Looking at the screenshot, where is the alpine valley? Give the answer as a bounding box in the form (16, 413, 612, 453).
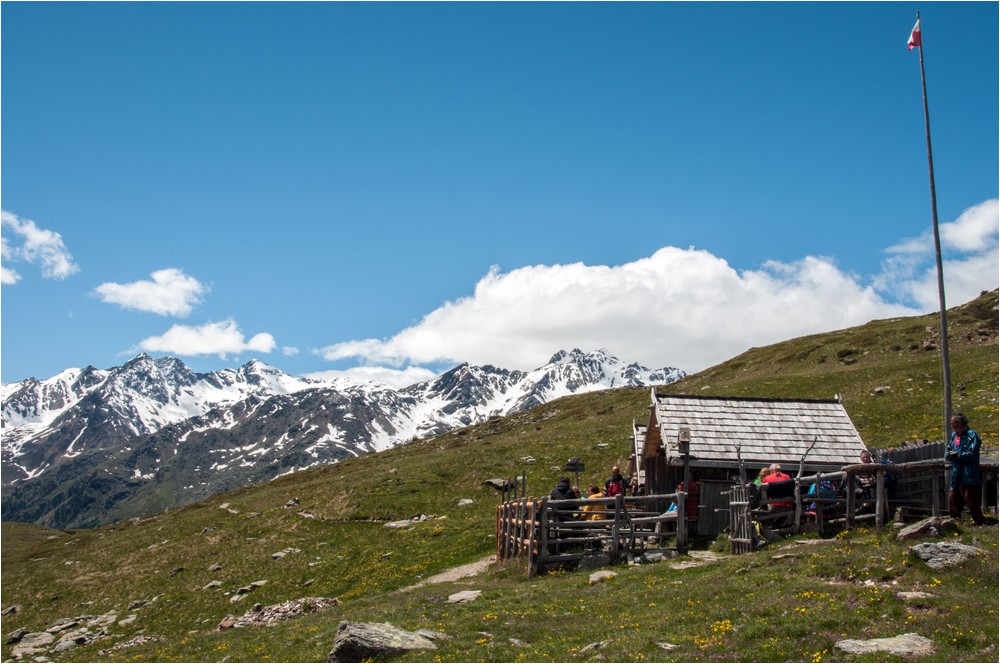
(1, 349, 683, 529)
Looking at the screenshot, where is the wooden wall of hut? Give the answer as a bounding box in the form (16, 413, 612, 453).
(643, 454, 670, 496)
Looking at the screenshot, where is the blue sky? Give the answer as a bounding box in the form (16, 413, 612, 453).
(2, 2, 998, 387)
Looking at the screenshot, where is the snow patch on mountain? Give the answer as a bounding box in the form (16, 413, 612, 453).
(1, 349, 684, 528)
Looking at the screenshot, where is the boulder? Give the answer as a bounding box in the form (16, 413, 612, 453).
(14, 632, 55, 649)
(580, 638, 614, 652)
(458, 498, 474, 507)
(897, 516, 959, 541)
(909, 541, 985, 569)
(10, 644, 49, 660)
(6, 628, 29, 644)
(53, 631, 89, 652)
(327, 621, 437, 662)
(87, 612, 118, 627)
(835, 633, 935, 656)
(589, 570, 617, 585)
(223, 597, 340, 630)
(46, 619, 79, 634)
(447, 590, 481, 604)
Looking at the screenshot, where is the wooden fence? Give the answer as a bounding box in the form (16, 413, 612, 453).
(496, 491, 689, 575)
(726, 458, 1000, 553)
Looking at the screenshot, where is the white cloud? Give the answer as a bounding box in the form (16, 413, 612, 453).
(0, 210, 79, 283)
(304, 365, 437, 390)
(282, 346, 300, 356)
(941, 199, 999, 253)
(880, 199, 999, 310)
(318, 247, 921, 374)
(138, 319, 276, 359)
(93, 268, 207, 316)
(2, 268, 22, 285)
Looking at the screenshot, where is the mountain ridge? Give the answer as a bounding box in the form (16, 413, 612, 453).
(1, 348, 684, 528)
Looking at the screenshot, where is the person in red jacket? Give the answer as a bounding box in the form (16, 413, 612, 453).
(762, 464, 793, 509)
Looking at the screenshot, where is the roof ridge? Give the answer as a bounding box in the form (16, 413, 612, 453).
(653, 393, 840, 405)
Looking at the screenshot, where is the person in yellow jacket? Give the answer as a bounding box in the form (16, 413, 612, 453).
(581, 485, 606, 521)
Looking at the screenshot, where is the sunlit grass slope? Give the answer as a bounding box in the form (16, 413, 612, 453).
(1, 290, 996, 662)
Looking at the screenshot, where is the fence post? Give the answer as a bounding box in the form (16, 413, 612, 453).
(501, 502, 510, 560)
(514, 498, 524, 556)
(527, 499, 537, 576)
(496, 504, 502, 561)
(611, 495, 623, 561)
(537, 497, 549, 573)
(677, 490, 688, 554)
(507, 501, 515, 560)
(932, 473, 941, 517)
(943, 466, 951, 518)
(845, 473, 856, 529)
(876, 469, 886, 529)
(793, 478, 803, 533)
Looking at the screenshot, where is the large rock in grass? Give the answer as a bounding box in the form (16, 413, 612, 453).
(896, 516, 959, 541)
(909, 541, 985, 569)
(835, 633, 935, 656)
(327, 621, 437, 662)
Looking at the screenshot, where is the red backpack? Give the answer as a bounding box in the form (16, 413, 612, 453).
(605, 479, 624, 497)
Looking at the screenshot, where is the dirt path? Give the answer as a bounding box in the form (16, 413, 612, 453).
(398, 555, 495, 592)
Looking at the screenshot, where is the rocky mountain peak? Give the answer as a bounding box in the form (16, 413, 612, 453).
(2, 350, 685, 528)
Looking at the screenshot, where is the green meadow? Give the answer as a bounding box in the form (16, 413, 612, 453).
(2, 290, 997, 662)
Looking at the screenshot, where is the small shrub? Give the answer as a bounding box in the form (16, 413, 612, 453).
(710, 533, 730, 554)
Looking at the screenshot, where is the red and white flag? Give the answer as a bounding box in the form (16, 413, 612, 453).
(907, 19, 921, 50)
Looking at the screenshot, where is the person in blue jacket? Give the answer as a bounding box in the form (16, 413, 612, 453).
(946, 413, 990, 525)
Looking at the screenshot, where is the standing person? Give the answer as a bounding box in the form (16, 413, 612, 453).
(946, 413, 989, 525)
(604, 465, 628, 498)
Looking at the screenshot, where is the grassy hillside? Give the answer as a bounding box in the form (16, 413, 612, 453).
(2, 291, 997, 662)
(669, 290, 998, 454)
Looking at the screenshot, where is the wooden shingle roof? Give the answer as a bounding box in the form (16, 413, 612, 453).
(649, 391, 866, 469)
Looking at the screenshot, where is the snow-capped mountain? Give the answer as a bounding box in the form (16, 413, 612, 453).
(1, 355, 321, 485)
(1, 349, 683, 528)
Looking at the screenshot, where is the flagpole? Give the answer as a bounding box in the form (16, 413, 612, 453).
(914, 11, 953, 445)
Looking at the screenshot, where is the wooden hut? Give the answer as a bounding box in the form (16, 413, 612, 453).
(631, 390, 869, 537)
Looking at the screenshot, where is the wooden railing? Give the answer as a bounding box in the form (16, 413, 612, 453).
(496, 492, 689, 574)
(729, 459, 999, 551)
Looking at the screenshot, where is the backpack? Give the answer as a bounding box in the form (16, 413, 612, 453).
(605, 479, 624, 497)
